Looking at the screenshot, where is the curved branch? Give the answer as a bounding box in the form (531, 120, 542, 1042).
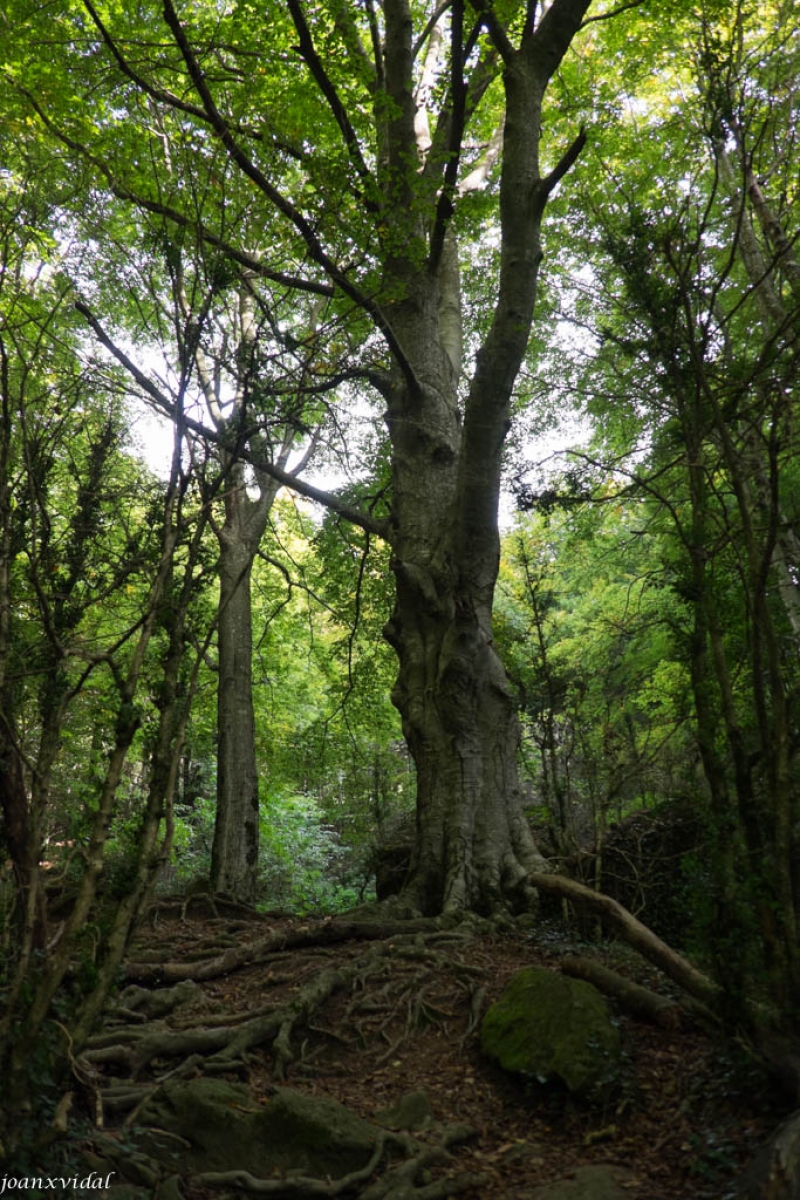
(529, 872, 722, 1007)
(161, 0, 418, 392)
(580, 0, 648, 27)
(286, 0, 377, 203)
(74, 301, 391, 541)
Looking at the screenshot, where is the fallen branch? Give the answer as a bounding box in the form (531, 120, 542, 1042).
(560, 954, 683, 1029)
(529, 872, 721, 1007)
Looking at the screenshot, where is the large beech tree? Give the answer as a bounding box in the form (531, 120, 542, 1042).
(10, 0, 594, 914)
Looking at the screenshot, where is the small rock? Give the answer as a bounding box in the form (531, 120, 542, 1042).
(532, 1164, 633, 1199)
(136, 1078, 381, 1179)
(739, 1108, 800, 1199)
(157, 1177, 184, 1200)
(374, 1090, 433, 1131)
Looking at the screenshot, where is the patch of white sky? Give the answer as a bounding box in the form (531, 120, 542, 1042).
(129, 310, 597, 530)
(128, 277, 599, 531)
(128, 402, 175, 478)
(125, 335, 355, 504)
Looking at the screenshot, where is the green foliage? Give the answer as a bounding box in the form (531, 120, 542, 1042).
(0, 0, 796, 1104)
(497, 498, 695, 846)
(514, 0, 800, 1019)
(260, 789, 369, 914)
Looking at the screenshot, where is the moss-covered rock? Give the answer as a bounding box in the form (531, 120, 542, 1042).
(480, 967, 620, 1101)
(136, 1078, 380, 1179)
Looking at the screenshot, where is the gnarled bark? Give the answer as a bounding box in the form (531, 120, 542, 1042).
(380, 0, 589, 915)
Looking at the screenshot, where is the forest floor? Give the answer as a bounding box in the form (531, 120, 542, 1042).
(65, 902, 789, 1200)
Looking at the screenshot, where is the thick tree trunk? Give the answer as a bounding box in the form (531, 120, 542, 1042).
(377, 0, 589, 916)
(386, 544, 548, 915)
(380, 276, 550, 916)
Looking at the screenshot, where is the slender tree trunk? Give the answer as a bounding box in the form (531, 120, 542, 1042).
(209, 441, 288, 902)
(210, 506, 263, 902)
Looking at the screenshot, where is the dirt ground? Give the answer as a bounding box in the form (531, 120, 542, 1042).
(70, 904, 788, 1199)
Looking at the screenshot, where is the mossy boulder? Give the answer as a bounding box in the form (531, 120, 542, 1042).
(480, 967, 620, 1101)
(136, 1078, 380, 1179)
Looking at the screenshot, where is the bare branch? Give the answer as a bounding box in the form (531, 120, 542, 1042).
(412, 1, 453, 61)
(161, 0, 419, 391)
(580, 0, 648, 28)
(467, 0, 515, 65)
(541, 125, 587, 197)
(74, 302, 391, 541)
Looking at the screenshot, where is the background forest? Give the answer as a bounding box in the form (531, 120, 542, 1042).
(0, 0, 798, 1180)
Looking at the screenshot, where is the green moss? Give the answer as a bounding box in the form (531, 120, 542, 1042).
(480, 967, 620, 1101)
(137, 1080, 379, 1178)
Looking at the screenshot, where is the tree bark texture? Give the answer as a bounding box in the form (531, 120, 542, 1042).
(210, 466, 272, 903)
(85, 0, 592, 916)
(560, 954, 683, 1029)
(529, 872, 722, 1008)
(380, 1, 590, 914)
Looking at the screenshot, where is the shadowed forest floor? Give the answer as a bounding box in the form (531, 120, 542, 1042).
(64, 904, 788, 1199)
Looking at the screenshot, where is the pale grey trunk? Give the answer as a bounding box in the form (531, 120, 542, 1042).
(210, 461, 277, 902)
(211, 534, 260, 900)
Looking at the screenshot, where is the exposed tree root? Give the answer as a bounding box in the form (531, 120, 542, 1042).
(85, 929, 478, 1084)
(559, 954, 685, 1029)
(85, 964, 354, 1078)
(194, 1125, 484, 1199)
(529, 871, 722, 1006)
(123, 916, 443, 984)
(45, 903, 778, 1200)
